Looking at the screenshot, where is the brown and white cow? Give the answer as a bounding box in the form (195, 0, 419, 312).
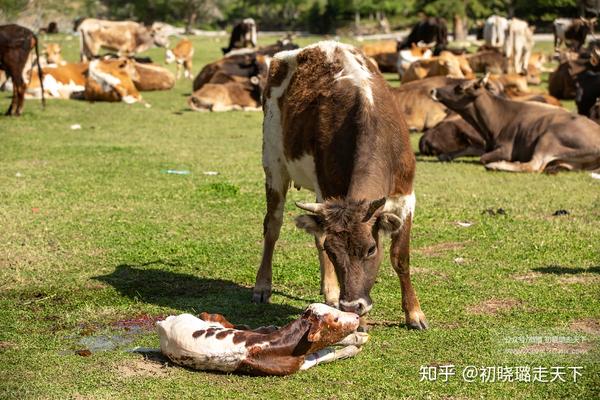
(84, 58, 144, 105)
(255, 41, 427, 330)
(401, 51, 471, 83)
(396, 43, 433, 78)
(43, 43, 65, 66)
(431, 75, 600, 172)
(0, 24, 44, 116)
(188, 77, 262, 112)
(78, 18, 170, 61)
(132, 61, 175, 91)
(27, 62, 88, 99)
(157, 303, 367, 376)
(165, 38, 194, 80)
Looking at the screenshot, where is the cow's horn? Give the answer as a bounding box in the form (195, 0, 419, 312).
(479, 72, 490, 85)
(295, 202, 324, 214)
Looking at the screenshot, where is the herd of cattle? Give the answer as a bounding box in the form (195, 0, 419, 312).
(1, 15, 600, 174)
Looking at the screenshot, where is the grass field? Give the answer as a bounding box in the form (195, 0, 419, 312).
(0, 34, 599, 399)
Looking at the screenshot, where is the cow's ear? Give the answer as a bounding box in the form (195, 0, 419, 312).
(377, 213, 403, 234)
(295, 215, 324, 235)
(307, 316, 324, 342)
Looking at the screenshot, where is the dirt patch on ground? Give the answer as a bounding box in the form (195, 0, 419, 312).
(467, 298, 521, 315)
(508, 341, 593, 354)
(416, 241, 467, 257)
(558, 275, 600, 284)
(116, 358, 171, 378)
(570, 319, 600, 336)
(0, 341, 16, 350)
(512, 272, 543, 283)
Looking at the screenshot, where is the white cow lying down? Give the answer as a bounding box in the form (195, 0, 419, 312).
(157, 303, 369, 376)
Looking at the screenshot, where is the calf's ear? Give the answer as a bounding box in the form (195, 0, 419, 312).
(295, 215, 324, 235)
(377, 213, 403, 234)
(307, 317, 324, 342)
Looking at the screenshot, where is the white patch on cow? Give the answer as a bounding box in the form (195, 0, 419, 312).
(383, 191, 416, 224)
(334, 47, 373, 105)
(122, 95, 137, 104)
(165, 49, 175, 64)
(88, 59, 122, 92)
(157, 314, 266, 372)
(286, 154, 322, 200)
(339, 298, 372, 315)
(43, 74, 61, 98)
(397, 48, 432, 77)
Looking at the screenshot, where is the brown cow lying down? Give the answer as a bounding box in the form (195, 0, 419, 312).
(157, 303, 368, 376)
(27, 62, 88, 99)
(188, 76, 261, 111)
(468, 49, 542, 85)
(432, 75, 600, 172)
(397, 43, 433, 78)
(84, 58, 146, 105)
(360, 40, 398, 73)
(402, 51, 473, 83)
(132, 61, 175, 91)
(419, 113, 485, 160)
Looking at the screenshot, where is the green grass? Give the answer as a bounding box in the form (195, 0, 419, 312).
(0, 34, 598, 399)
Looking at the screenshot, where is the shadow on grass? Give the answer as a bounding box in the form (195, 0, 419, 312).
(94, 261, 303, 326)
(414, 155, 482, 165)
(533, 265, 600, 275)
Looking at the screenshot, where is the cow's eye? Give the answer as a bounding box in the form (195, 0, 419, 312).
(367, 245, 377, 258)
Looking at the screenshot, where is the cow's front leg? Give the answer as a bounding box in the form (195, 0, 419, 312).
(253, 167, 289, 304)
(315, 234, 339, 307)
(390, 217, 428, 330)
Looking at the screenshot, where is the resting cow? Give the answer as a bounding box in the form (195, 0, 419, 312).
(0, 24, 44, 115)
(132, 61, 175, 91)
(84, 58, 144, 104)
(419, 113, 485, 160)
(360, 41, 398, 73)
(27, 62, 87, 99)
(431, 75, 600, 173)
(78, 18, 169, 61)
(255, 41, 428, 330)
(396, 43, 433, 78)
(157, 303, 367, 376)
(401, 51, 471, 83)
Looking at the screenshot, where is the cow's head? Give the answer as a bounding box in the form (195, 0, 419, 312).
(149, 25, 170, 48)
(431, 74, 490, 110)
(300, 303, 360, 348)
(294, 198, 404, 315)
(44, 43, 62, 65)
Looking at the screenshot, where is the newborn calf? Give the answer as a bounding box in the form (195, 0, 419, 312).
(157, 303, 367, 376)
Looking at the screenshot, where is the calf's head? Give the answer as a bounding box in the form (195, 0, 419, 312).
(295, 198, 404, 315)
(431, 74, 490, 110)
(301, 303, 360, 349)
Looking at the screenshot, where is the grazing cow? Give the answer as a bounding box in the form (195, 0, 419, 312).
(419, 113, 485, 160)
(431, 75, 600, 172)
(398, 17, 448, 55)
(553, 18, 596, 50)
(505, 18, 534, 75)
(27, 62, 87, 99)
(78, 18, 170, 61)
(165, 38, 194, 80)
(84, 58, 143, 104)
(483, 15, 509, 49)
(401, 51, 468, 83)
(43, 43, 65, 66)
(157, 303, 367, 375)
(396, 43, 433, 78)
(0, 24, 44, 116)
(391, 76, 463, 131)
(222, 18, 257, 55)
(133, 61, 175, 91)
(360, 41, 398, 73)
(255, 41, 428, 330)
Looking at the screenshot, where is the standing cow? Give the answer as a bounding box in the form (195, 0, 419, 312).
(398, 16, 448, 55)
(505, 18, 534, 75)
(0, 24, 44, 116)
(222, 18, 257, 55)
(254, 41, 428, 330)
(553, 18, 596, 50)
(483, 15, 509, 49)
(78, 18, 170, 61)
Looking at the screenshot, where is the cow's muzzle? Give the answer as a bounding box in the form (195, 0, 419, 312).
(339, 298, 372, 316)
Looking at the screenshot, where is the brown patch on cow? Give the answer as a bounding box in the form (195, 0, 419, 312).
(216, 330, 234, 339)
(558, 275, 600, 284)
(198, 312, 236, 328)
(204, 328, 218, 337)
(508, 341, 593, 354)
(416, 241, 467, 256)
(467, 298, 521, 315)
(264, 58, 288, 99)
(116, 358, 170, 378)
(192, 330, 205, 338)
(570, 319, 600, 335)
(512, 272, 543, 283)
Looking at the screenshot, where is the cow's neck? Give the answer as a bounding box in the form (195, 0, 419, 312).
(465, 92, 519, 144)
(245, 318, 312, 356)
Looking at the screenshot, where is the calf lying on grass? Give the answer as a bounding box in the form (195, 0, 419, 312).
(157, 303, 367, 376)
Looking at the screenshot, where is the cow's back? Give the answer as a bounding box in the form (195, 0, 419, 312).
(263, 41, 413, 199)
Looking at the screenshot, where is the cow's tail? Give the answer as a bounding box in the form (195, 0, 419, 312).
(33, 33, 45, 108)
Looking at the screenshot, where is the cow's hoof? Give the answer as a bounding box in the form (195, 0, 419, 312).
(252, 289, 271, 304)
(406, 311, 429, 330)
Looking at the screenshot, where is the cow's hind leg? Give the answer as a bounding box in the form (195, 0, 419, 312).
(390, 205, 428, 330)
(253, 167, 290, 303)
(315, 235, 340, 307)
